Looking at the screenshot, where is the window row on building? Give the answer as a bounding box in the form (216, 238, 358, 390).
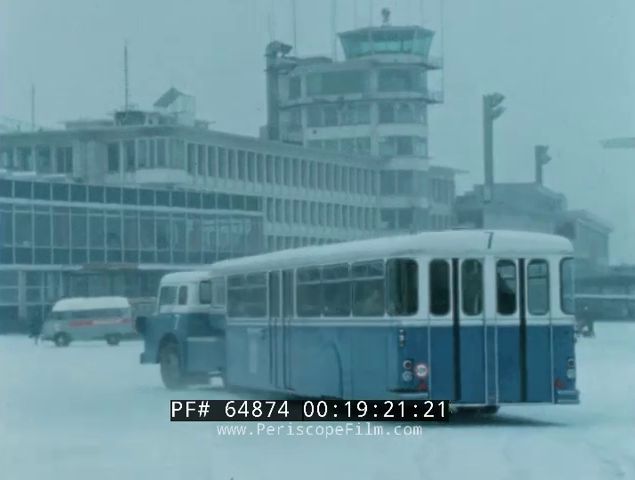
(265, 235, 343, 252)
(290, 67, 428, 98)
(378, 135, 427, 157)
(0, 145, 73, 173)
(0, 202, 263, 265)
(306, 137, 371, 155)
(106, 138, 379, 196)
(265, 198, 378, 231)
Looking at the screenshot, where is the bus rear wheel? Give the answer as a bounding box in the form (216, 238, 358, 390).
(53, 333, 71, 347)
(105, 334, 121, 346)
(457, 406, 499, 416)
(159, 342, 187, 390)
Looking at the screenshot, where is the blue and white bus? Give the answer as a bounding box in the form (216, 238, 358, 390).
(137, 230, 579, 410)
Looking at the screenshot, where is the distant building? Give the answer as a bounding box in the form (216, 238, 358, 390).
(264, 12, 455, 232)
(0, 90, 385, 331)
(455, 182, 612, 282)
(0, 16, 459, 332)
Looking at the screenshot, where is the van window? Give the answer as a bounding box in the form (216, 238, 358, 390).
(178, 285, 188, 305)
(352, 260, 384, 317)
(199, 280, 212, 305)
(429, 260, 450, 316)
(528, 260, 549, 315)
(497, 260, 517, 315)
(212, 278, 226, 306)
(159, 286, 177, 306)
(386, 259, 418, 316)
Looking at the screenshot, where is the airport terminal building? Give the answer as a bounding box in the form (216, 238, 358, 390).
(0, 18, 458, 332)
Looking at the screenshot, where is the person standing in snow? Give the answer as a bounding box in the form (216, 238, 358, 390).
(28, 316, 43, 345)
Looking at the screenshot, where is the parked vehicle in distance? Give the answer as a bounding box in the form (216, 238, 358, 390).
(41, 296, 135, 347)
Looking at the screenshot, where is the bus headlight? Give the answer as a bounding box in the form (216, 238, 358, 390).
(402, 370, 414, 382)
(566, 368, 576, 380)
(414, 363, 429, 379)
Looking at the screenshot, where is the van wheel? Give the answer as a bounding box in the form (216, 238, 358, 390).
(159, 342, 186, 390)
(106, 334, 121, 346)
(53, 333, 71, 347)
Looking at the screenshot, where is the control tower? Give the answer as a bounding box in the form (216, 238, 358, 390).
(265, 8, 455, 232)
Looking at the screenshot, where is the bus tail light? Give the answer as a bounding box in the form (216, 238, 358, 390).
(415, 363, 429, 379)
(398, 329, 406, 347)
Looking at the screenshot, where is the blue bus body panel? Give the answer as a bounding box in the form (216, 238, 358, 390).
(485, 326, 498, 404)
(552, 324, 579, 403)
(459, 326, 486, 404)
(429, 327, 455, 401)
(525, 325, 553, 402)
(497, 326, 522, 402)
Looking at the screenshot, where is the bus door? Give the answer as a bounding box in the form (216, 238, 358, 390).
(494, 259, 522, 402)
(454, 258, 487, 404)
(523, 259, 553, 402)
(428, 258, 487, 404)
(281, 269, 294, 390)
(268, 270, 293, 391)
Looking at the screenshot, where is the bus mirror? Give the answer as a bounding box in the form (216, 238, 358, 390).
(135, 316, 148, 335)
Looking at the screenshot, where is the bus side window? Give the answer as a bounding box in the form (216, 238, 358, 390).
(322, 264, 351, 317)
(527, 259, 549, 315)
(159, 286, 177, 306)
(199, 280, 212, 305)
(560, 258, 575, 315)
(496, 260, 517, 315)
(178, 285, 188, 305)
(429, 259, 450, 316)
(297, 267, 322, 317)
(352, 260, 384, 317)
(386, 258, 418, 316)
(212, 278, 226, 306)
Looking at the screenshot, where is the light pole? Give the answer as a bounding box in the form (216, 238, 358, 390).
(483, 93, 505, 203)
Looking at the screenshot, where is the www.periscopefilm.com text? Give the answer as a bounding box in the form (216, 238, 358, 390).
(214, 422, 424, 438)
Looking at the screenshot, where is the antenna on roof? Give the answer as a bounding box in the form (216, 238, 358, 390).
(124, 40, 129, 111)
(331, 0, 338, 60)
(30, 84, 35, 132)
(353, 0, 358, 28)
(291, 0, 298, 55)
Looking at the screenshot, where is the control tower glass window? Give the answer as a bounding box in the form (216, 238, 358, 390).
(339, 28, 433, 59)
(306, 71, 368, 96)
(378, 68, 425, 92)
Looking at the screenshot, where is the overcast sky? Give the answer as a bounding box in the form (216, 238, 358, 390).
(1, 0, 634, 262)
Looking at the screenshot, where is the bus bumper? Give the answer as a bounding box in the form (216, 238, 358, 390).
(555, 389, 580, 404)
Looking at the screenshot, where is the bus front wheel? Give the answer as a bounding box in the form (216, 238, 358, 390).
(53, 333, 71, 347)
(105, 334, 121, 346)
(159, 342, 187, 390)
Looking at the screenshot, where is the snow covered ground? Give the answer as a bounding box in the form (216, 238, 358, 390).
(1, 324, 634, 480)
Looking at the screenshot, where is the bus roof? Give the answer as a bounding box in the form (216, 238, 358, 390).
(210, 230, 573, 275)
(160, 270, 212, 285)
(52, 296, 130, 312)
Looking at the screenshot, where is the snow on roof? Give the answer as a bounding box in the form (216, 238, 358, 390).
(160, 270, 213, 284)
(210, 230, 573, 276)
(53, 296, 130, 312)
